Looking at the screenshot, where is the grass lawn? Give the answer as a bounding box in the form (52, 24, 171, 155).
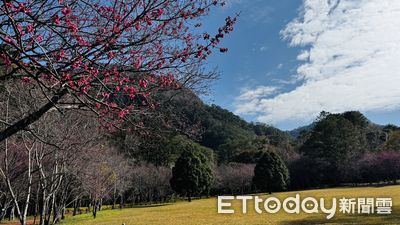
(56, 185, 399, 225)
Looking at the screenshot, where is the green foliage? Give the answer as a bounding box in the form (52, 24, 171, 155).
(342, 111, 369, 129)
(170, 146, 213, 201)
(385, 130, 400, 151)
(300, 112, 366, 185)
(200, 105, 255, 151)
(249, 123, 293, 146)
(233, 151, 265, 164)
(215, 136, 255, 163)
(383, 124, 400, 132)
(201, 123, 245, 150)
(200, 109, 295, 163)
(162, 135, 199, 166)
(112, 89, 296, 165)
(252, 151, 289, 193)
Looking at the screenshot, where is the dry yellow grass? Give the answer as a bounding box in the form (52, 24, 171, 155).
(61, 185, 400, 225)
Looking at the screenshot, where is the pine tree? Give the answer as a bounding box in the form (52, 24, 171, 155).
(170, 147, 213, 202)
(252, 151, 289, 194)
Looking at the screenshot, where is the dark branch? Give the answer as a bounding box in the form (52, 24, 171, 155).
(0, 88, 68, 142)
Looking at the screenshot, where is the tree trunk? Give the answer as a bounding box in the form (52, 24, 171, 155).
(73, 199, 77, 216)
(98, 199, 102, 211)
(52, 203, 59, 225)
(33, 183, 40, 225)
(9, 205, 14, 221)
(61, 205, 65, 220)
(20, 215, 26, 225)
(39, 192, 47, 225)
(119, 194, 124, 209)
(20, 149, 33, 225)
(188, 194, 191, 202)
(112, 185, 117, 209)
(87, 198, 91, 213)
(0, 201, 7, 222)
(78, 198, 81, 214)
(45, 193, 55, 225)
(92, 200, 97, 219)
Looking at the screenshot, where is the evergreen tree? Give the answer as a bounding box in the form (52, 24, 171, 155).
(385, 130, 400, 151)
(300, 112, 366, 185)
(170, 147, 213, 202)
(252, 151, 289, 194)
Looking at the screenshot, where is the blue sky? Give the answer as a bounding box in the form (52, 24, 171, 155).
(200, 0, 400, 130)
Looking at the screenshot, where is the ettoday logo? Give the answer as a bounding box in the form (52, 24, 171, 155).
(217, 195, 392, 219)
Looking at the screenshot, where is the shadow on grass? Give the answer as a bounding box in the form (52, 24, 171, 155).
(127, 203, 174, 208)
(279, 208, 400, 225)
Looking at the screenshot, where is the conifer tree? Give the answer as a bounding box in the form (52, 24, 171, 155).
(253, 151, 289, 194)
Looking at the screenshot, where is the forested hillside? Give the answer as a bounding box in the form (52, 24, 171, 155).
(112, 90, 400, 192)
(111, 89, 296, 166)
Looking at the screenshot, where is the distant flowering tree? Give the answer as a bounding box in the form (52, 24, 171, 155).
(214, 163, 255, 195)
(359, 151, 400, 184)
(0, 0, 236, 141)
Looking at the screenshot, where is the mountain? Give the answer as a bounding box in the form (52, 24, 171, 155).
(112, 89, 400, 166)
(289, 123, 315, 139)
(112, 89, 297, 165)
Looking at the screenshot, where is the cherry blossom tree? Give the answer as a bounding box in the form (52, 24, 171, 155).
(0, 80, 107, 225)
(0, 0, 236, 141)
(214, 163, 254, 195)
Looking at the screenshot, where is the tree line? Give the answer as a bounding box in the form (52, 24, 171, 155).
(2, 79, 400, 225)
(290, 111, 400, 189)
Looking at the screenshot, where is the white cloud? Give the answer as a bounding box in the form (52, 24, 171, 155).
(235, 86, 279, 115)
(224, 0, 275, 24)
(259, 46, 268, 52)
(234, 0, 400, 125)
(237, 86, 278, 101)
(296, 50, 309, 61)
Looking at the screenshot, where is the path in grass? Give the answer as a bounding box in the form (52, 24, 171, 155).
(56, 185, 399, 225)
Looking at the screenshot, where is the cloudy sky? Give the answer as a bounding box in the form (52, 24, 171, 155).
(202, 0, 400, 130)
